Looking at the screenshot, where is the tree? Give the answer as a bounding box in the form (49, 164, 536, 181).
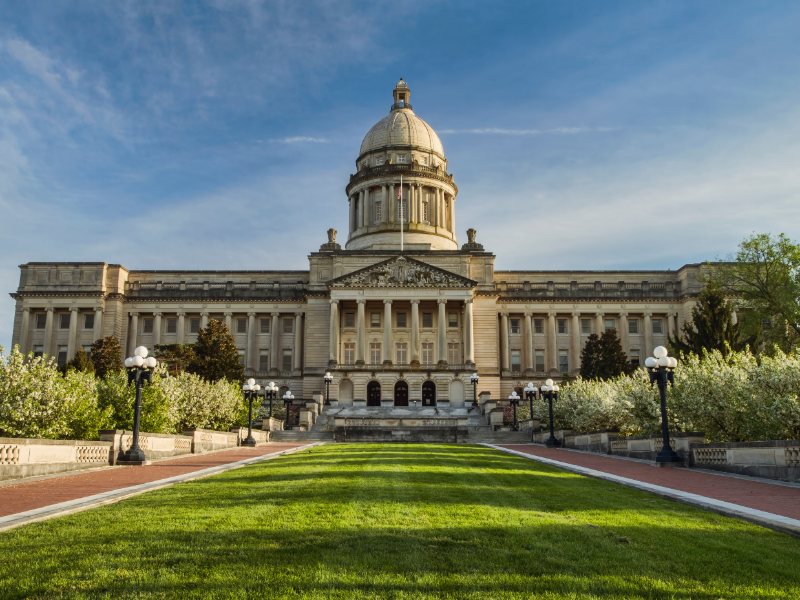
(668, 285, 750, 358)
(579, 329, 636, 381)
(708, 233, 800, 352)
(90, 336, 124, 378)
(187, 319, 244, 383)
(64, 349, 95, 375)
(154, 343, 196, 376)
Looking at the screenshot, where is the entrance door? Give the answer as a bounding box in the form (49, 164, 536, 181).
(394, 381, 409, 406)
(367, 381, 382, 406)
(422, 381, 436, 406)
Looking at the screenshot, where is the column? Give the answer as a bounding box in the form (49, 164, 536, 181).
(643, 312, 653, 357)
(389, 183, 395, 224)
(408, 184, 415, 223)
(356, 300, 366, 365)
(349, 196, 355, 234)
(449, 197, 456, 232)
(619, 312, 629, 354)
(293, 313, 303, 371)
(329, 300, 340, 365)
(432, 188, 439, 227)
(128, 312, 138, 356)
(44, 307, 54, 357)
(416, 184, 423, 224)
(356, 191, 362, 229)
(383, 300, 393, 364)
(524, 313, 533, 373)
(596, 312, 604, 338)
(437, 299, 447, 364)
(153, 312, 162, 346)
(247, 312, 256, 371)
(93, 307, 103, 341)
(177, 312, 185, 344)
(410, 300, 420, 364)
(465, 299, 475, 365)
(200, 312, 209, 329)
(381, 185, 388, 224)
(66, 307, 79, 361)
(19, 307, 30, 355)
(224, 312, 232, 332)
(270, 312, 280, 373)
(362, 188, 369, 227)
(500, 313, 510, 371)
(547, 312, 557, 372)
(571, 312, 581, 373)
(668, 312, 677, 337)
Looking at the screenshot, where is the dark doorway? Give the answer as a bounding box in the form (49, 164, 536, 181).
(394, 380, 409, 406)
(367, 381, 382, 406)
(422, 381, 436, 406)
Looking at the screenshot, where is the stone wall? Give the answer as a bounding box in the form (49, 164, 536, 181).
(691, 440, 800, 482)
(0, 437, 111, 481)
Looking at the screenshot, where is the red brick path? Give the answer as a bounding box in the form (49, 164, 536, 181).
(0, 443, 307, 518)
(499, 444, 800, 521)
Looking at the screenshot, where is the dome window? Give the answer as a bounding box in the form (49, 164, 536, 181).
(396, 155, 406, 164)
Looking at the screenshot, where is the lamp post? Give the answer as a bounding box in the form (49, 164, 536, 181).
(470, 372, 479, 407)
(524, 382, 538, 423)
(122, 346, 158, 463)
(242, 378, 261, 447)
(540, 378, 560, 448)
(645, 346, 681, 464)
(264, 381, 278, 418)
(283, 390, 295, 429)
(507, 391, 520, 431)
(324, 372, 333, 406)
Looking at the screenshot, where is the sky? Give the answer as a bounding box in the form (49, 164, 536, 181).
(1, 0, 800, 347)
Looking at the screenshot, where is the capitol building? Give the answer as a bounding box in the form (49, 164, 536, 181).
(8, 80, 704, 408)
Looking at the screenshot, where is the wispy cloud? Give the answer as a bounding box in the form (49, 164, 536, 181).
(270, 136, 329, 143)
(439, 127, 616, 135)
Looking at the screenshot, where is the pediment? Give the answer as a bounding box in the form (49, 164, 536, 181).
(328, 256, 477, 289)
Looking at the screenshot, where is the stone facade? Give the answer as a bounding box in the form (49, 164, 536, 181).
(8, 80, 707, 407)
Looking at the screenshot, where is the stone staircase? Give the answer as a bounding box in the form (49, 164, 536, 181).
(271, 429, 335, 443)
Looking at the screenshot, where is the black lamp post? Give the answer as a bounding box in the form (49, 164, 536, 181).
(507, 391, 520, 431)
(645, 346, 681, 464)
(283, 390, 295, 429)
(470, 372, 479, 407)
(524, 382, 538, 423)
(122, 346, 157, 464)
(264, 381, 278, 418)
(324, 372, 333, 406)
(242, 378, 261, 447)
(540, 378, 560, 448)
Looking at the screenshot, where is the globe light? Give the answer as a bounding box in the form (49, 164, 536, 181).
(132, 355, 144, 367)
(540, 385, 550, 392)
(134, 346, 148, 358)
(253, 384, 261, 392)
(243, 384, 251, 391)
(524, 382, 535, 392)
(552, 385, 560, 392)
(668, 357, 678, 368)
(658, 356, 670, 367)
(645, 357, 658, 368)
(653, 346, 668, 359)
(124, 357, 134, 368)
(247, 378, 256, 386)
(268, 381, 276, 390)
(144, 356, 157, 368)
(545, 378, 554, 387)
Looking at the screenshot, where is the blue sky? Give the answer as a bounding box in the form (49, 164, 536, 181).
(2, 1, 800, 347)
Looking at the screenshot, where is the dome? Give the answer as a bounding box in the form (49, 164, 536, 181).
(359, 110, 444, 157)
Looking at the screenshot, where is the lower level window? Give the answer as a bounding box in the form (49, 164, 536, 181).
(558, 350, 569, 373)
(282, 350, 293, 371)
(447, 343, 460, 364)
(630, 349, 640, 367)
(238, 350, 245, 365)
(396, 343, 408, 364)
(511, 350, 521, 372)
(370, 343, 382, 364)
(166, 318, 177, 334)
(422, 343, 434, 365)
(535, 350, 545, 373)
(344, 343, 355, 364)
(57, 346, 68, 367)
(33, 345, 44, 358)
(259, 351, 269, 372)
(82, 345, 93, 359)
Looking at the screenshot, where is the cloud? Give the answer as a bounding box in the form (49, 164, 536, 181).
(439, 127, 616, 135)
(271, 136, 329, 143)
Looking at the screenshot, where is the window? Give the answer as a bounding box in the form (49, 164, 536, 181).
(236, 318, 247, 334)
(535, 350, 545, 373)
(652, 319, 663, 334)
(282, 350, 293, 371)
(420, 156, 428, 165)
(581, 319, 592, 334)
(35, 314, 47, 329)
(422, 312, 433, 328)
(629, 319, 639, 334)
(190, 318, 200, 333)
(558, 319, 567, 334)
(166, 318, 177, 334)
(422, 343, 434, 365)
(534, 319, 544, 334)
(60, 314, 70, 329)
(84, 313, 94, 330)
(510, 319, 520, 334)
(398, 199, 407, 221)
(375, 201, 382, 223)
(238, 350, 245, 365)
(33, 345, 44, 358)
(283, 318, 293, 334)
(630, 349, 640, 367)
(143, 319, 153, 334)
(604, 319, 615, 332)
(422, 202, 429, 222)
(370, 343, 382, 364)
(371, 312, 380, 327)
(448, 312, 458, 328)
(448, 343, 460, 364)
(57, 346, 68, 367)
(344, 343, 355, 365)
(396, 343, 408, 364)
(396, 154, 406, 163)
(511, 350, 521, 372)
(397, 312, 407, 328)
(259, 351, 269, 372)
(260, 318, 270, 333)
(345, 313, 355, 328)
(559, 350, 569, 373)
(82, 345, 93, 359)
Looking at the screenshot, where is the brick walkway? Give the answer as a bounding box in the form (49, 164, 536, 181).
(498, 444, 800, 521)
(0, 443, 308, 519)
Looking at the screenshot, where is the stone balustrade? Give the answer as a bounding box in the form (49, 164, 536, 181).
(184, 428, 240, 453)
(690, 440, 800, 482)
(228, 427, 270, 447)
(532, 428, 573, 444)
(100, 430, 194, 465)
(563, 429, 620, 454)
(0, 437, 112, 481)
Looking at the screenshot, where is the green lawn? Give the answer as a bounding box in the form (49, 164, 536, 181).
(1, 444, 799, 599)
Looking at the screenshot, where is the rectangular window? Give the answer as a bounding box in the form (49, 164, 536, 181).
(282, 350, 293, 371)
(448, 312, 458, 328)
(535, 350, 545, 372)
(375, 201, 382, 223)
(190, 318, 200, 333)
(559, 350, 569, 373)
(35, 314, 47, 329)
(422, 202, 429, 222)
(422, 343, 434, 365)
(237, 318, 247, 334)
(371, 312, 380, 327)
(604, 319, 615, 332)
(398, 199, 407, 221)
(581, 319, 592, 334)
(82, 345, 93, 359)
(511, 350, 521, 372)
(57, 346, 68, 367)
(60, 314, 70, 330)
(448, 343, 460, 364)
(396, 343, 408, 364)
(558, 319, 567, 334)
(166, 318, 177, 334)
(84, 313, 94, 330)
(422, 312, 433, 328)
(283, 318, 293, 334)
(630, 349, 640, 367)
(629, 319, 639, 334)
(260, 318, 270, 333)
(33, 345, 44, 358)
(510, 319, 520, 334)
(534, 319, 544, 334)
(370, 343, 382, 364)
(238, 350, 245, 365)
(143, 318, 153, 334)
(259, 351, 269, 372)
(397, 154, 406, 163)
(344, 343, 355, 365)
(345, 313, 355, 328)
(397, 312, 407, 328)
(652, 319, 663, 334)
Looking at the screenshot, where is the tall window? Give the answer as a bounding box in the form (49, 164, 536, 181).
(448, 312, 458, 328)
(143, 318, 153, 334)
(35, 314, 46, 329)
(190, 318, 200, 333)
(237, 318, 247, 334)
(557, 319, 568, 334)
(652, 319, 663, 334)
(448, 343, 460, 364)
(396, 343, 408, 364)
(57, 346, 68, 367)
(604, 319, 615, 332)
(558, 350, 569, 373)
(282, 350, 293, 371)
(535, 350, 545, 373)
(397, 313, 407, 328)
(371, 312, 380, 327)
(370, 343, 381, 364)
(166, 318, 177, 334)
(581, 319, 592, 334)
(375, 201, 382, 223)
(422, 343, 434, 365)
(630, 349, 640, 367)
(33, 345, 44, 358)
(60, 314, 70, 329)
(283, 318, 293, 334)
(260, 318, 271, 333)
(629, 319, 639, 334)
(422, 312, 433, 328)
(510, 319, 520, 334)
(422, 202, 429, 222)
(398, 199, 407, 221)
(534, 319, 544, 334)
(238, 350, 245, 365)
(84, 313, 94, 330)
(345, 313, 355, 328)
(511, 350, 521, 372)
(344, 343, 355, 365)
(259, 351, 269, 372)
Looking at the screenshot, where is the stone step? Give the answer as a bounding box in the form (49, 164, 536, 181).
(271, 430, 335, 442)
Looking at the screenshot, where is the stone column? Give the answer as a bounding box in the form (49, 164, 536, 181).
(177, 312, 185, 344)
(416, 183, 423, 224)
(410, 299, 420, 364)
(153, 312, 162, 346)
(19, 307, 30, 355)
(381, 185, 388, 223)
(349, 196, 355, 234)
(44, 307, 54, 357)
(547, 312, 557, 372)
(356, 300, 366, 365)
(619, 313, 629, 354)
(293, 313, 303, 371)
(224, 312, 232, 332)
(432, 188, 439, 227)
(66, 307, 79, 361)
(596, 312, 604, 338)
(247, 312, 256, 371)
(389, 183, 395, 224)
(128, 312, 139, 356)
(362, 188, 369, 227)
(437, 299, 447, 364)
(329, 300, 339, 365)
(465, 299, 475, 366)
(449, 197, 456, 232)
(93, 307, 103, 341)
(408, 184, 414, 223)
(571, 312, 581, 372)
(668, 313, 676, 337)
(270, 312, 280, 374)
(200, 312, 209, 329)
(643, 312, 653, 357)
(524, 313, 533, 373)
(500, 313, 510, 372)
(383, 300, 393, 364)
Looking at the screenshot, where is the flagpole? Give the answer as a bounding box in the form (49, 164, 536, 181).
(400, 174, 403, 253)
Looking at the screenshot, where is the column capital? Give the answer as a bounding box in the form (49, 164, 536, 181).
(224, 311, 233, 317)
(95, 307, 104, 313)
(46, 306, 54, 312)
(271, 312, 281, 317)
(22, 307, 30, 314)
(595, 312, 604, 317)
(643, 311, 653, 317)
(500, 312, 509, 317)
(356, 299, 366, 305)
(437, 298, 447, 305)
(330, 299, 339, 305)
(176, 312, 186, 317)
(383, 299, 393, 305)
(153, 311, 162, 317)
(247, 312, 257, 317)
(410, 299, 420, 305)
(129, 311, 139, 317)
(465, 298, 474, 305)
(381, 184, 387, 190)
(547, 311, 557, 317)
(572, 311, 581, 317)
(524, 312, 532, 317)
(619, 311, 628, 317)
(70, 306, 80, 313)
(200, 311, 209, 316)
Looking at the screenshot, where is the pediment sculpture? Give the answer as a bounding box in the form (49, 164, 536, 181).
(330, 256, 475, 289)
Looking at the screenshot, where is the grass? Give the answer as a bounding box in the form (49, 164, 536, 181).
(1, 444, 799, 599)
